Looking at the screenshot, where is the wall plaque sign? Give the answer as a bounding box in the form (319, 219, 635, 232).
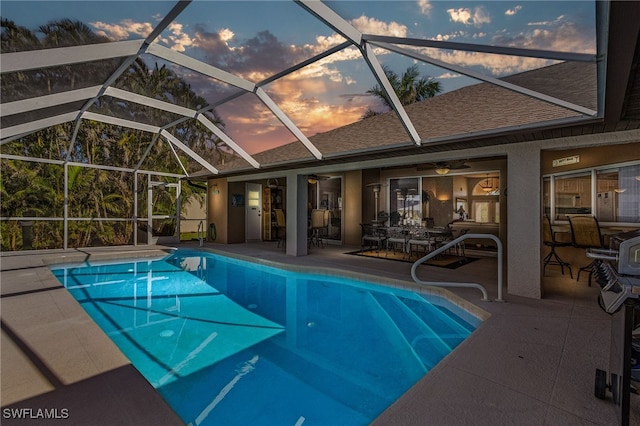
(552, 155, 580, 167)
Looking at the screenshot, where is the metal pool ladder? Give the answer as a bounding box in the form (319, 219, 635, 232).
(197, 220, 205, 247)
(410, 233, 504, 302)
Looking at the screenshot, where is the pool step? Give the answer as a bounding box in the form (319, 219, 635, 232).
(370, 292, 454, 370)
(255, 339, 392, 415)
(400, 294, 475, 349)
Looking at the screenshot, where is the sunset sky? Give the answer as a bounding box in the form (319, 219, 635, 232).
(2, 1, 597, 154)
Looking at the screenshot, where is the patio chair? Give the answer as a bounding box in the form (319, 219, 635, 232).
(386, 226, 409, 257)
(360, 224, 388, 254)
(431, 225, 454, 253)
(568, 215, 604, 286)
(542, 215, 572, 278)
(408, 229, 436, 259)
(310, 209, 329, 248)
(451, 227, 470, 257)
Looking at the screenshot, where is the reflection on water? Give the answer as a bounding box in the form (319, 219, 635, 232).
(52, 250, 479, 425)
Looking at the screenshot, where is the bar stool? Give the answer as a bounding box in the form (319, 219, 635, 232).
(542, 215, 572, 278)
(274, 209, 286, 248)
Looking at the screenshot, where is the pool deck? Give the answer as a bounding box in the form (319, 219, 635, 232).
(1, 241, 638, 425)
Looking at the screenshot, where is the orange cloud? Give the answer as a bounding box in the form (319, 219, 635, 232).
(91, 19, 154, 40)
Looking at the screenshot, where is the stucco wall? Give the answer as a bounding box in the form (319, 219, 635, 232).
(541, 141, 640, 175)
(180, 198, 206, 233)
(208, 178, 228, 243)
(344, 170, 363, 246)
(227, 181, 246, 243)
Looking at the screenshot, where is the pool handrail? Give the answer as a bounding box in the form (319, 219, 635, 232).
(197, 220, 205, 247)
(410, 233, 503, 302)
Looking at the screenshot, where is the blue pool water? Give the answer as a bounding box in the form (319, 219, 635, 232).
(51, 249, 480, 425)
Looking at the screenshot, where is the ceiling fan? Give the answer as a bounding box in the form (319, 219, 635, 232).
(418, 160, 470, 175)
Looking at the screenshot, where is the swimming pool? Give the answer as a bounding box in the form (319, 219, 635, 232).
(51, 249, 480, 425)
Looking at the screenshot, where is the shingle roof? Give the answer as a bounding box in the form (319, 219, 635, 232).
(216, 61, 597, 175)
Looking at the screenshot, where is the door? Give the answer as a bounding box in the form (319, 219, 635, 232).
(317, 177, 342, 242)
(147, 177, 181, 245)
(246, 183, 262, 241)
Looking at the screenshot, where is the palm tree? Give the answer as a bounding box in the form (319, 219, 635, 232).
(1, 18, 40, 52)
(363, 64, 441, 118)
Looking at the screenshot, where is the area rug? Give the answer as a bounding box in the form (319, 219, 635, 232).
(346, 249, 479, 269)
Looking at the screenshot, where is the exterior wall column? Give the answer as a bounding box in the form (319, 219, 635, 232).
(207, 178, 228, 243)
(506, 144, 542, 298)
(285, 172, 309, 256)
(343, 170, 363, 246)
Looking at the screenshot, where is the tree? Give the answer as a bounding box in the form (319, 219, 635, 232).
(0, 18, 225, 249)
(363, 64, 441, 119)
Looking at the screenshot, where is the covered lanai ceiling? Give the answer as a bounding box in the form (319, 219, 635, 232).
(1, 1, 638, 179)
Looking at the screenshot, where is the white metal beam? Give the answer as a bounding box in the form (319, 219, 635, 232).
(81, 111, 161, 133)
(145, 1, 192, 45)
(363, 43, 421, 144)
(74, 116, 215, 176)
(0, 153, 64, 165)
(254, 87, 323, 159)
(135, 133, 162, 171)
(0, 111, 78, 139)
(160, 130, 219, 174)
(103, 86, 197, 118)
(146, 43, 256, 92)
(102, 86, 257, 173)
(0, 40, 144, 73)
(1, 86, 103, 116)
(373, 41, 598, 117)
(137, 169, 185, 179)
(362, 34, 597, 63)
(257, 41, 353, 87)
(0, 153, 181, 178)
(64, 2, 191, 166)
(196, 114, 260, 168)
(295, 0, 361, 45)
(165, 138, 190, 176)
(130, 93, 262, 169)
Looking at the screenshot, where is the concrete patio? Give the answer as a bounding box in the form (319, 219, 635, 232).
(1, 241, 637, 425)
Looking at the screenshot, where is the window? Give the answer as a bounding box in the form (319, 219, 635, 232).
(389, 178, 421, 226)
(543, 177, 551, 217)
(548, 162, 640, 225)
(553, 173, 591, 220)
(473, 200, 499, 223)
(596, 165, 640, 223)
(474, 202, 490, 223)
(617, 164, 640, 223)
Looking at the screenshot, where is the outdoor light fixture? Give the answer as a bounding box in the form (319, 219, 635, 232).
(435, 167, 450, 175)
(308, 177, 318, 185)
(267, 178, 279, 189)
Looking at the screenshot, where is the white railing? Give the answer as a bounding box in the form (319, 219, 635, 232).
(197, 220, 205, 247)
(410, 234, 504, 302)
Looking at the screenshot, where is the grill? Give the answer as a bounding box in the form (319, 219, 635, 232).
(592, 229, 640, 425)
(590, 230, 640, 314)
